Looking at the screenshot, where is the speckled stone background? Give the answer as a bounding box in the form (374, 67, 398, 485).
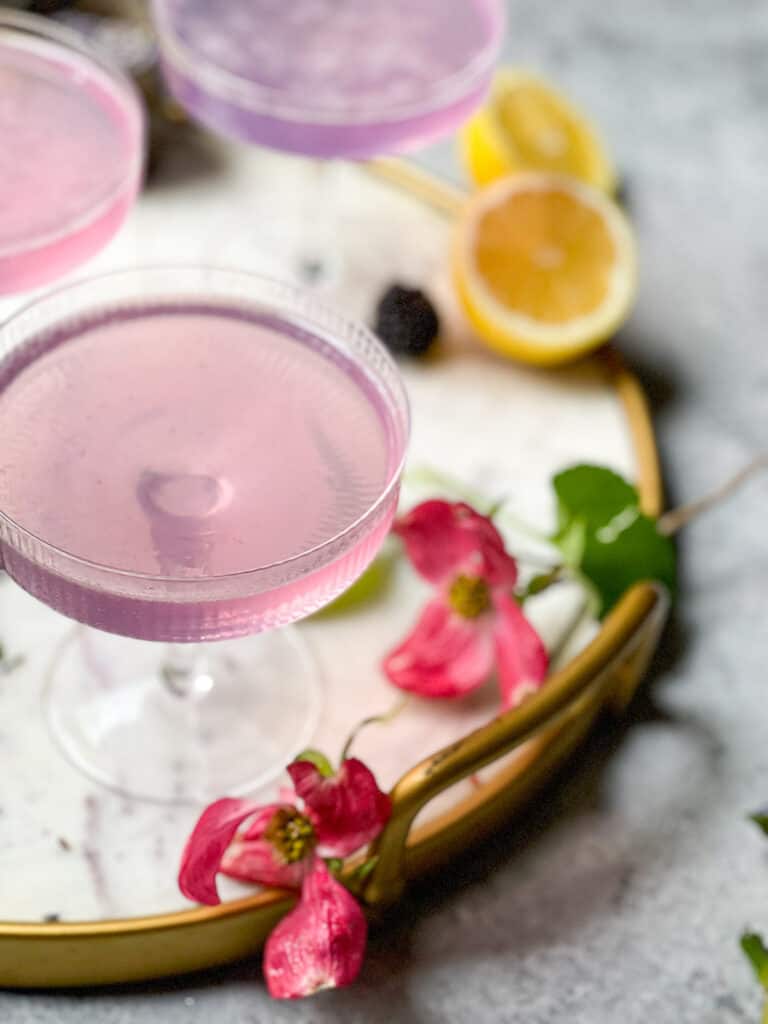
(3, 0, 768, 1020)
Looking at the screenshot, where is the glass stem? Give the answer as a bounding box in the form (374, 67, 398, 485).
(161, 644, 215, 699)
(295, 158, 342, 287)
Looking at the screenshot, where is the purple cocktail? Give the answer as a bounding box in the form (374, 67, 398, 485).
(152, 0, 505, 159)
(0, 269, 409, 800)
(0, 11, 144, 294)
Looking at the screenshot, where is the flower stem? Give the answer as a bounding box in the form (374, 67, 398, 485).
(493, 505, 551, 543)
(340, 697, 410, 763)
(403, 465, 554, 549)
(519, 565, 567, 602)
(547, 595, 593, 668)
(403, 464, 497, 513)
(658, 453, 768, 536)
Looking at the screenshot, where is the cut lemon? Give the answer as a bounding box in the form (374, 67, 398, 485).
(461, 69, 616, 192)
(454, 173, 636, 366)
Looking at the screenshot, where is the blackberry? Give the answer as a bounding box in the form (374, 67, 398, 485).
(26, 1, 73, 11)
(373, 284, 439, 357)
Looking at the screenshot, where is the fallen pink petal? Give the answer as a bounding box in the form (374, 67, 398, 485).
(178, 797, 266, 905)
(219, 802, 319, 889)
(394, 499, 517, 587)
(383, 595, 495, 698)
(492, 591, 549, 710)
(221, 835, 307, 891)
(263, 859, 368, 999)
(289, 757, 392, 858)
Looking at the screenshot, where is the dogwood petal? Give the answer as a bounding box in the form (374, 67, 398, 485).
(395, 500, 517, 587)
(493, 592, 549, 711)
(178, 798, 266, 905)
(382, 596, 495, 698)
(288, 758, 391, 859)
(218, 806, 309, 888)
(264, 859, 367, 999)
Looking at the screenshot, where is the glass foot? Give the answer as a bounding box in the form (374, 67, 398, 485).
(45, 626, 322, 804)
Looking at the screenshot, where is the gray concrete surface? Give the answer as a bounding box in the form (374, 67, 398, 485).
(3, 0, 768, 1020)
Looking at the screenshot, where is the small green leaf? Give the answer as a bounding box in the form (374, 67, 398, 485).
(750, 812, 768, 836)
(294, 749, 334, 777)
(551, 464, 677, 617)
(524, 572, 556, 598)
(522, 566, 565, 600)
(325, 857, 344, 876)
(553, 465, 639, 535)
(311, 548, 396, 617)
(742, 932, 768, 989)
(351, 856, 379, 882)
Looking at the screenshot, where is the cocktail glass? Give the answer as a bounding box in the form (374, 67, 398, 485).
(0, 267, 409, 802)
(150, 0, 504, 283)
(151, 0, 505, 159)
(0, 10, 144, 294)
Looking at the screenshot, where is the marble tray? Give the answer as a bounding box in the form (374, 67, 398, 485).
(0, 140, 667, 984)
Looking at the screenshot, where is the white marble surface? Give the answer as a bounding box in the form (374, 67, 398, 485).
(3, 0, 768, 1020)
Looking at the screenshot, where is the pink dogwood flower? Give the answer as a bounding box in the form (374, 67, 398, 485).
(383, 500, 548, 708)
(178, 756, 391, 998)
(264, 858, 367, 999)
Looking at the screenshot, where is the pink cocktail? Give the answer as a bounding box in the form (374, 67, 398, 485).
(0, 269, 409, 800)
(0, 11, 143, 294)
(152, 0, 505, 159)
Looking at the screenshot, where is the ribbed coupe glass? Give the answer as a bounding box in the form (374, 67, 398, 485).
(0, 268, 409, 801)
(152, 0, 505, 159)
(0, 10, 144, 294)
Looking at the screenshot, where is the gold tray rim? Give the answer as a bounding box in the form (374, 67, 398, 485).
(0, 160, 667, 988)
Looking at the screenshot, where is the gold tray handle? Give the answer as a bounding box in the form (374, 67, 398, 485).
(364, 582, 669, 908)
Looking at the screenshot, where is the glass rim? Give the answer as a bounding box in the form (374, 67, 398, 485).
(151, 0, 505, 127)
(0, 9, 145, 260)
(0, 265, 410, 585)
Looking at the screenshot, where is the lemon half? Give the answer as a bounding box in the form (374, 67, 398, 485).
(454, 172, 636, 366)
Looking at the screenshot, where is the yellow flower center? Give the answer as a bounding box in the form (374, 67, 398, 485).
(265, 808, 316, 863)
(448, 574, 492, 619)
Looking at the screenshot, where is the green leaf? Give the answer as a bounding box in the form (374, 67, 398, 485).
(750, 812, 768, 836)
(324, 857, 344, 876)
(522, 566, 565, 600)
(579, 513, 677, 617)
(311, 548, 396, 618)
(294, 749, 334, 777)
(742, 933, 768, 989)
(551, 464, 677, 617)
(553, 465, 639, 535)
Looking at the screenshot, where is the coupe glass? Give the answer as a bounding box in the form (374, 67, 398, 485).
(0, 268, 409, 802)
(151, 0, 505, 159)
(150, 0, 504, 284)
(0, 10, 144, 294)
